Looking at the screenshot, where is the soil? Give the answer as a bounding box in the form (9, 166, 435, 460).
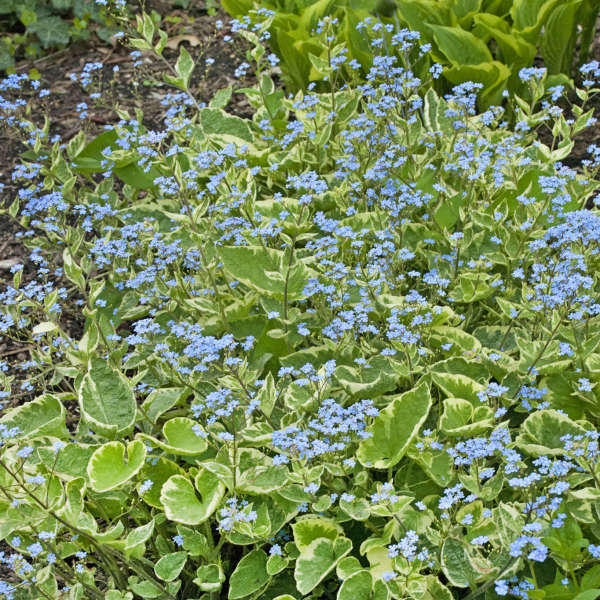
(0, 3, 256, 407)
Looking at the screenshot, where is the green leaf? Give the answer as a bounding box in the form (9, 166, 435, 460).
(395, 0, 453, 42)
(574, 590, 600, 600)
(339, 497, 370, 521)
(407, 445, 455, 487)
(200, 108, 253, 143)
(427, 23, 493, 65)
(37, 442, 98, 480)
(175, 45, 194, 88)
(209, 86, 233, 109)
(472, 13, 536, 69)
(357, 381, 432, 469)
(20, 8, 37, 26)
(51, 0, 72, 10)
(125, 519, 155, 552)
(29, 16, 71, 48)
(139, 417, 208, 455)
(267, 554, 288, 576)
(337, 570, 372, 600)
(0, 393, 68, 440)
(334, 355, 398, 398)
(237, 464, 288, 494)
(141, 387, 189, 423)
(219, 0, 252, 15)
(443, 60, 511, 108)
(440, 398, 494, 437)
(293, 517, 341, 552)
(256, 372, 276, 418)
(160, 470, 225, 525)
(540, 0, 582, 74)
(194, 563, 225, 592)
(218, 246, 314, 300)
(434, 193, 463, 229)
(114, 163, 161, 191)
(511, 0, 565, 41)
(516, 409, 587, 456)
(154, 552, 187, 581)
(441, 538, 485, 587)
(78, 358, 136, 439)
(228, 549, 270, 599)
(87, 440, 146, 492)
(138, 457, 185, 508)
(294, 537, 352, 595)
(422, 88, 456, 133)
(431, 372, 484, 404)
(275, 29, 311, 91)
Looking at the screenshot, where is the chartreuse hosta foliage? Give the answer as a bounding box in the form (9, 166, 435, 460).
(220, 0, 598, 108)
(4, 8, 600, 600)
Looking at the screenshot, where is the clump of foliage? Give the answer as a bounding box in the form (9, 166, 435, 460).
(0, 0, 119, 71)
(2, 6, 600, 600)
(220, 0, 598, 108)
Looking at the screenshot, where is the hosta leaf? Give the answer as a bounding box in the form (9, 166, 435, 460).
(357, 381, 432, 469)
(78, 358, 136, 439)
(443, 60, 511, 108)
(87, 440, 146, 492)
(472, 13, 536, 69)
(540, 0, 582, 74)
(294, 537, 352, 595)
(511, 0, 564, 40)
(160, 470, 225, 525)
(228, 549, 270, 599)
(427, 23, 492, 65)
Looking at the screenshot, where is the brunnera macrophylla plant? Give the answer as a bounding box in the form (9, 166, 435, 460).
(2, 8, 600, 600)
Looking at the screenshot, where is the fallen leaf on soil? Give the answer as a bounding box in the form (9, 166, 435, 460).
(166, 35, 202, 50)
(0, 258, 21, 270)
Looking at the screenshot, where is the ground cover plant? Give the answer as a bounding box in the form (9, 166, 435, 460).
(1, 5, 600, 600)
(219, 0, 598, 109)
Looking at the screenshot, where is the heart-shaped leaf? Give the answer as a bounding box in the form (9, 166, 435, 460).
(357, 381, 432, 469)
(87, 440, 146, 492)
(160, 470, 225, 525)
(78, 358, 136, 439)
(139, 417, 208, 455)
